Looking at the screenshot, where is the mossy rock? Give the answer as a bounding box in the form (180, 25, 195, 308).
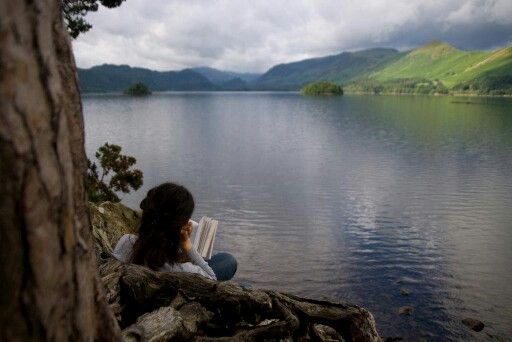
(88, 201, 141, 255)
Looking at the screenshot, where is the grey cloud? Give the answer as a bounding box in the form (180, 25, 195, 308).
(73, 0, 512, 73)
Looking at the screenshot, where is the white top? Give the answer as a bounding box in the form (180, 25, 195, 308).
(112, 233, 217, 280)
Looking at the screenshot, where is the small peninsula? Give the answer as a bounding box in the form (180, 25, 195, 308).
(301, 81, 343, 96)
(124, 82, 152, 96)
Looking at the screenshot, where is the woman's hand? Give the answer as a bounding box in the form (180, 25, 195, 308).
(180, 221, 193, 252)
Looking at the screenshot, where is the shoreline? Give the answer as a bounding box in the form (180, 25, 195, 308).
(80, 90, 512, 98)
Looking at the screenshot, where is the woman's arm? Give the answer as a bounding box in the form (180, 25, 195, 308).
(186, 248, 217, 280)
(180, 221, 217, 280)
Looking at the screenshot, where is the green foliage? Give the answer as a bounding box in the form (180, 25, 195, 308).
(86, 143, 143, 203)
(62, 0, 125, 38)
(346, 78, 449, 95)
(452, 75, 512, 95)
(301, 81, 343, 96)
(123, 82, 152, 96)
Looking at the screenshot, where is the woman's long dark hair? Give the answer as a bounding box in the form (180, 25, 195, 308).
(130, 182, 194, 270)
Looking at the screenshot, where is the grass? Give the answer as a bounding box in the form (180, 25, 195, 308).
(355, 42, 512, 93)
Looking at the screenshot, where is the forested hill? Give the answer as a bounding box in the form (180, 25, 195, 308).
(254, 41, 512, 94)
(78, 41, 512, 95)
(253, 48, 402, 90)
(77, 64, 216, 92)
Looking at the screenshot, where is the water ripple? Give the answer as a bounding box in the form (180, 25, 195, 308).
(84, 93, 512, 341)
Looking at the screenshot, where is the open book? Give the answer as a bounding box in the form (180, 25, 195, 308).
(191, 216, 218, 259)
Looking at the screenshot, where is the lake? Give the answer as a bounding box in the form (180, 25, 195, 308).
(83, 92, 512, 341)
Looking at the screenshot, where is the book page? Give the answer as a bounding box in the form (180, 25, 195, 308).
(204, 221, 218, 259)
(202, 219, 215, 258)
(193, 216, 218, 259)
(198, 218, 209, 253)
(192, 218, 203, 251)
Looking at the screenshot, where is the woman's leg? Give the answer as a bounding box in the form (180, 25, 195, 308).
(206, 252, 237, 281)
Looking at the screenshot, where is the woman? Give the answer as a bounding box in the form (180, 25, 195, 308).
(112, 182, 237, 281)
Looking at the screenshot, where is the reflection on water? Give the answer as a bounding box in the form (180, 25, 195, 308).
(84, 93, 512, 341)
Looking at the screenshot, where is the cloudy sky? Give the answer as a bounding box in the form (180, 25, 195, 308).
(73, 0, 512, 73)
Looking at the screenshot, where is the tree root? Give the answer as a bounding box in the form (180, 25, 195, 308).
(99, 259, 380, 341)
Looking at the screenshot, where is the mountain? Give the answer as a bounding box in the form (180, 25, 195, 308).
(78, 41, 512, 95)
(254, 41, 512, 94)
(219, 77, 249, 90)
(254, 48, 402, 90)
(78, 64, 216, 92)
(369, 41, 509, 86)
(348, 41, 512, 94)
(191, 67, 261, 85)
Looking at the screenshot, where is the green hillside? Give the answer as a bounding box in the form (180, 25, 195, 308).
(350, 41, 512, 95)
(254, 48, 401, 90)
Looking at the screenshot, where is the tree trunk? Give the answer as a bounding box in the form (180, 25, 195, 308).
(0, 0, 121, 340)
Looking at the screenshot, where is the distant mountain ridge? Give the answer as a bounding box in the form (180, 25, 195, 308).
(78, 65, 261, 92)
(254, 48, 402, 90)
(77, 64, 216, 92)
(78, 41, 512, 95)
(191, 67, 260, 84)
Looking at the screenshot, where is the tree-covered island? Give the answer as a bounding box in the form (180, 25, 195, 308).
(301, 81, 343, 96)
(124, 82, 152, 96)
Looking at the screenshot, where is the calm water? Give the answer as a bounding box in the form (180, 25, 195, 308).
(83, 93, 512, 341)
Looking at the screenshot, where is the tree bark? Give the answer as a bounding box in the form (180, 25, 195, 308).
(0, 0, 121, 340)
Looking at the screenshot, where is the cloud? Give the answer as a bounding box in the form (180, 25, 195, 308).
(73, 0, 512, 73)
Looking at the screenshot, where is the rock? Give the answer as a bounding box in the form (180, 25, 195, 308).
(487, 334, 507, 341)
(239, 281, 253, 289)
(396, 277, 420, 285)
(398, 306, 414, 315)
(399, 288, 411, 296)
(88, 201, 141, 255)
(462, 317, 484, 332)
(384, 337, 403, 342)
